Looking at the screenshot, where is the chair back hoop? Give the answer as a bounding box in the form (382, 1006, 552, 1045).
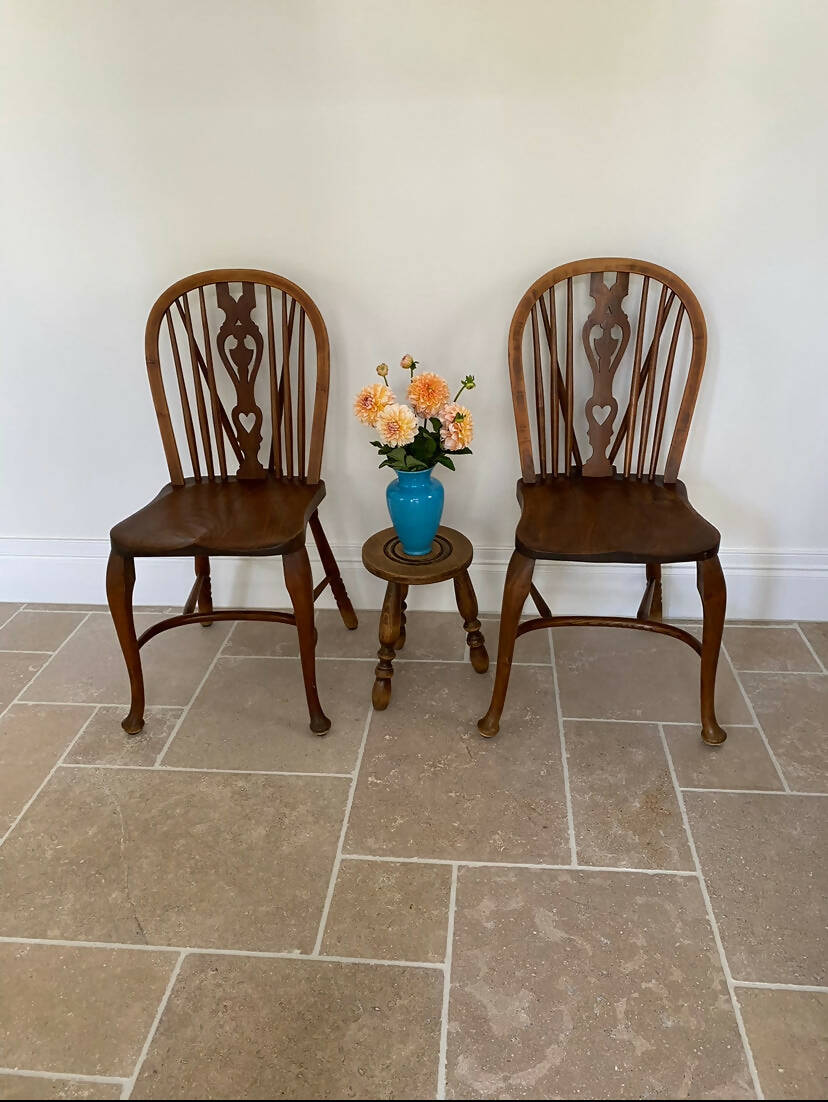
(145, 269, 330, 485)
(508, 258, 707, 484)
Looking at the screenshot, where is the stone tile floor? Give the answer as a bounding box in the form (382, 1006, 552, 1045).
(0, 602, 826, 1100)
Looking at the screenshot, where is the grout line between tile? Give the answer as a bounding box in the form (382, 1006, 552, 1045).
(657, 723, 764, 1100)
(721, 643, 791, 793)
(0, 703, 100, 850)
(437, 863, 458, 1100)
(341, 854, 698, 875)
(0, 648, 53, 654)
(311, 706, 373, 955)
(0, 935, 445, 970)
(59, 763, 353, 779)
(0, 1067, 127, 1086)
(680, 786, 827, 797)
(224, 653, 549, 666)
(0, 612, 91, 727)
(729, 668, 823, 675)
(122, 949, 186, 1100)
(794, 623, 828, 675)
(563, 715, 759, 727)
(548, 629, 577, 865)
(153, 624, 235, 766)
(732, 980, 828, 993)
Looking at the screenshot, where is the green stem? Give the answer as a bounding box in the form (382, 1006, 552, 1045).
(453, 382, 467, 402)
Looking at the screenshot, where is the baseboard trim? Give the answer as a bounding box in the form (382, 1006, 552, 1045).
(1, 538, 826, 620)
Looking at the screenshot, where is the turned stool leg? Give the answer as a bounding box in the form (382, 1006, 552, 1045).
(396, 584, 408, 650)
(373, 581, 402, 710)
(454, 568, 488, 674)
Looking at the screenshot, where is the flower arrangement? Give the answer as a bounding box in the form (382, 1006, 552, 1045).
(353, 355, 476, 472)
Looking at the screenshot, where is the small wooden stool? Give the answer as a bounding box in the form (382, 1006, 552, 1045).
(362, 526, 489, 710)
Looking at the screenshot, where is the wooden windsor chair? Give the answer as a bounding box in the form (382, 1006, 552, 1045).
(478, 258, 728, 745)
(107, 269, 357, 736)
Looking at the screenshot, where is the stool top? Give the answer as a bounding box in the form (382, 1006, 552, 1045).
(362, 526, 473, 585)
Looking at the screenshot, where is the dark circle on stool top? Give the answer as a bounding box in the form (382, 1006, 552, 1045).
(382, 533, 452, 566)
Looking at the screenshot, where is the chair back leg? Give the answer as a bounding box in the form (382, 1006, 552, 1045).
(697, 554, 728, 745)
(478, 550, 535, 737)
(309, 512, 358, 630)
(106, 550, 145, 734)
(283, 546, 331, 734)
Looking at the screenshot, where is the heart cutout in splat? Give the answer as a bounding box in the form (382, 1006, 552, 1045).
(238, 411, 258, 433)
(592, 404, 612, 425)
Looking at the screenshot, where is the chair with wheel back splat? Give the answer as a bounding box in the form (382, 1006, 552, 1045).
(107, 269, 357, 737)
(479, 258, 728, 745)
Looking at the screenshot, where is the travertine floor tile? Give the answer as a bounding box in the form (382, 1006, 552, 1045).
(448, 867, 752, 1100)
(0, 1076, 121, 1099)
(738, 987, 828, 1100)
(724, 625, 821, 672)
(0, 611, 86, 654)
(741, 672, 828, 792)
(685, 792, 827, 984)
(664, 723, 784, 791)
(227, 608, 468, 661)
(133, 954, 442, 1100)
(345, 663, 569, 863)
(21, 614, 231, 707)
(553, 626, 750, 723)
(800, 622, 828, 667)
(0, 942, 173, 1076)
(64, 706, 182, 767)
(321, 860, 451, 962)
(164, 657, 370, 773)
(565, 721, 691, 868)
(0, 603, 22, 628)
(0, 704, 94, 831)
(481, 618, 552, 664)
(0, 768, 348, 951)
(0, 653, 48, 711)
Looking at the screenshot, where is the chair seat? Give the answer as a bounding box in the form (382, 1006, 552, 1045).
(515, 475, 720, 564)
(110, 476, 326, 557)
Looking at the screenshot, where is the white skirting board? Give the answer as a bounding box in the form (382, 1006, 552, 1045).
(1, 538, 826, 621)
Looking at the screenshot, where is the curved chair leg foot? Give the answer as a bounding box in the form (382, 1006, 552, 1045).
(701, 722, 728, 746)
(477, 550, 534, 738)
(697, 554, 728, 747)
(284, 546, 331, 735)
(106, 549, 145, 737)
(121, 711, 145, 736)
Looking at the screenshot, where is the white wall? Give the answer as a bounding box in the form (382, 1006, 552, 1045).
(1, 0, 826, 617)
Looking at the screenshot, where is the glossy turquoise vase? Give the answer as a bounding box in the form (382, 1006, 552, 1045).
(386, 468, 444, 556)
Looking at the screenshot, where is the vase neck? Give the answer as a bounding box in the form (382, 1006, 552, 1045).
(395, 468, 432, 480)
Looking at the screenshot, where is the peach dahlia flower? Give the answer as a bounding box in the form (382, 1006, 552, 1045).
(407, 371, 450, 418)
(376, 403, 418, 447)
(353, 382, 395, 426)
(439, 403, 474, 451)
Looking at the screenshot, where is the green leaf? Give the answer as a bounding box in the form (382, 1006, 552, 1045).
(403, 454, 428, 470)
(369, 440, 381, 448)
(378, 459, 392, 469)
(436, 454, 456, 470)
(429, 417, 442, 432)
(452, 447, 472, 455)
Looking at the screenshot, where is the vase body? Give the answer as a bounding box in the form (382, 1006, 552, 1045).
(386, 469, 444, 556)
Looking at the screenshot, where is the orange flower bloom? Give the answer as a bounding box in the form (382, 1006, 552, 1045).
(439, 403, 474, 451)
(407, 372, 450, 418)
(376, 403, 418, 447)
(353, 383, 395, 427)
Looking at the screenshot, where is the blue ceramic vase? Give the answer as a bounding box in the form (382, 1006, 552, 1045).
(386, 468, 444, 556)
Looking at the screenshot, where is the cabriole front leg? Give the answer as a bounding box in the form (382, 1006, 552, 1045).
(106, 549, 145, 735)
(477, 549, 534, 737)
(697, 554, 728, 746)
(284, 546, 331, 734)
